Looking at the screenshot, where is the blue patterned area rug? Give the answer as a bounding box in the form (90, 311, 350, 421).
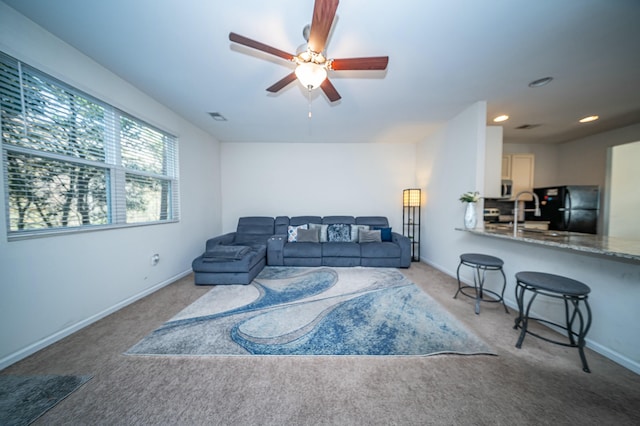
(126, 267, 494, 357)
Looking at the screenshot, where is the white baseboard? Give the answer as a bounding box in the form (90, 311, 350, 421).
(0, 269, 192, 371)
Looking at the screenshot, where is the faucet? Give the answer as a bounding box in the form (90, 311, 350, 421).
(513, 190, 541, 236)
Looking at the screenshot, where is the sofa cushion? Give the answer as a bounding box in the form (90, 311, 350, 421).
(323, 216, 355, 225)
(359, 229, 382, 243)
(356, 216, 389, 228)
(290, 216, 322, 226)
(350, 224, 370, 242)
(296, 228, 319, 243)
(287, 224, 308, 242)
(274, 216, 290, 235)
(374, 227, 393, 242)
(234, 216, 275, 244)
(360, 242, 401, 258)
(203, 245, 251, 261)
(194, 246, 266, 273)
(308, 223, 328, 242)
(322, 242, 361, 257)
(283, 242, 322, 258)
(327, 224, 351, 242)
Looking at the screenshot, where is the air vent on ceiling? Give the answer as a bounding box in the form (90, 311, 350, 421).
(208, 112, 227, 121)
(515, 124, 540, 130)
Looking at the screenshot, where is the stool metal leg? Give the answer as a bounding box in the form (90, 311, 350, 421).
(568, 297, 592, 373)
(474, 266, 483, 315)
(498, 268, 509, 314)
(513, 281, 525, 331)
(454, 261, 464, 299)
(515, 289, 538, 348)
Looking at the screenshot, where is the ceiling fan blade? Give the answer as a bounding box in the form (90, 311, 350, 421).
(330, 56, 389, 71)
(308, 0, 339, 53)
(320, 78, 341, 102)
(266, 72, 298, 93)
(229, 32, 295, 61)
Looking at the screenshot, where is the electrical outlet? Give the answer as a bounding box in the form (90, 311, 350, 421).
(151, 253, 160, 266)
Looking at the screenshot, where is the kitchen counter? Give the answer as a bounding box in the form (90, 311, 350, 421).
(457, 225, 640, 263)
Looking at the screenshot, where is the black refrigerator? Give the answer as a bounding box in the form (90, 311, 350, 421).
(526, 186, 600, 234)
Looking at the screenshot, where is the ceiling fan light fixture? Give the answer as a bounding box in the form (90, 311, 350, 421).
(295, 61, 327, 90)
(579, 115, 599, 123)
(493, 114, 509, 122)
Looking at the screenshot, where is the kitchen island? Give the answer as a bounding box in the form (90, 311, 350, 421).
(454, 224, 640, 374)
(457, 225, 640, 263)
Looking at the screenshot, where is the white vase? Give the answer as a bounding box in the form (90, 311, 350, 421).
(464, 202, 477, 229)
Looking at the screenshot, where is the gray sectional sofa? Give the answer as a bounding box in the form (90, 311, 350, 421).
(267, 216, 411, 268)
(192, 215, 411, 285)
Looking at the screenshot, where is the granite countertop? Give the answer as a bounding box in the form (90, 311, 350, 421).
(458, 225, 640, 263)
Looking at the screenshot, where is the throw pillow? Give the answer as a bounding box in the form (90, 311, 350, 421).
(359, 229, 382, 243)
(287, 224, 308, 242)
(350, 224, 370, 242)
(296, 228, 319, 243)
(327, 224, 351, 242)
(374, 227, 393, 242)
(308, 223, 328, 243)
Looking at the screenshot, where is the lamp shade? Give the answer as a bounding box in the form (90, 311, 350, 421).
(295, 62, 327, 90)
(403, 188, 421, 207)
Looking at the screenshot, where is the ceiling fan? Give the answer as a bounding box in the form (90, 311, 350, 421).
(229, 0, 389, 102)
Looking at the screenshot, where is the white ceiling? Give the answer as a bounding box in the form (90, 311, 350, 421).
(4, 0, 640, 145)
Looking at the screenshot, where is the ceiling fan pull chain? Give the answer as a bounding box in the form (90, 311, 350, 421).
(307, 86, 313, 119)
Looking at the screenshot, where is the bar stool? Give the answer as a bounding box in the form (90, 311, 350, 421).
(513, 271, 592, 373)
(454, 253, 509, 315)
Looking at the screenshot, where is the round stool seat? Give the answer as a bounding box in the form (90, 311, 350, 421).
(460, 253, 504, 268)
(516, 271, 590, 296)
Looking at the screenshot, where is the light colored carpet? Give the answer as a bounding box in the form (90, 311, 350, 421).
(127, 267, 494, 357)
(1, 262, 639, 425)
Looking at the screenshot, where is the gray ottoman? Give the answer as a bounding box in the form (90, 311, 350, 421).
(192, 245, 266, 285)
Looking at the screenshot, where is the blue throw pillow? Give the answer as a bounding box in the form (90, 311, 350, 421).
(327, 224, 351, 242)
(374, 227, 393, 242)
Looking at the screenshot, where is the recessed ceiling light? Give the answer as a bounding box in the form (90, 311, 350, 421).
(493, 115, 509, 122)
(579, 115, 599, 123)
(528, 77, 553, 88)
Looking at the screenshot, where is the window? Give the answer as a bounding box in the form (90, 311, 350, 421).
(0, 52, 179, 239)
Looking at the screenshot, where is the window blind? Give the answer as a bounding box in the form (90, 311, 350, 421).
(1, 51, 179, 239)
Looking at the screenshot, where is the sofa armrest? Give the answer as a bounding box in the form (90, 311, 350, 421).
(267, 234, 287, 265)
(392, 232, 412, 267)
(205, 232, 236, 251)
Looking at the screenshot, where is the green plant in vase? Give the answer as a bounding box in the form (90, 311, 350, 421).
(460, 191, 480, 228)
(459, 191, 480, 203)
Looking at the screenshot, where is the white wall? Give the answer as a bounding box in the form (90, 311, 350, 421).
(220, 142, 417, 233)
(0, 3, 222, 369)
(417, 101, 487, 273)
(608, 141, 640, 239)
(418, 105, 640, 373)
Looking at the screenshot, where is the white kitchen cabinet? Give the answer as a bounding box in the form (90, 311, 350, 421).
(501, 155, 511, 180)
(502, 154, 535, 199)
